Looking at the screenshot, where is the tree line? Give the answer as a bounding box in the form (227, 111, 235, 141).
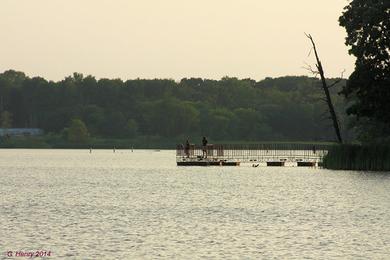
(0, 70, 351, 143)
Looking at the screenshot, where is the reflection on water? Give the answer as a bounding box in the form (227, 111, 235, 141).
(1, 149, 389, 259)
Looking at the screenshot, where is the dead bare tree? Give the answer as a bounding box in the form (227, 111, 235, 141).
(305, 33, 343, 144)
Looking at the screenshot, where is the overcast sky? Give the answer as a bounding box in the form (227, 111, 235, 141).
(0, 0, 355, 81)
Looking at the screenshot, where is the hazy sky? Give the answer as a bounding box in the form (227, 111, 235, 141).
(0, 0, 355, 81)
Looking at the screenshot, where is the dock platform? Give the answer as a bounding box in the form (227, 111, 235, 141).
(176, 143, 330, 167)
(177, 159, 240, 166)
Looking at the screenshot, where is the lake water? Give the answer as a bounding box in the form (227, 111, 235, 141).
(1, 149, 389, 259)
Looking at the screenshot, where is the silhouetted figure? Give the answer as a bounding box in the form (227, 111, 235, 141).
(185, 139, 190, 158)
(202, 136, 208, 158)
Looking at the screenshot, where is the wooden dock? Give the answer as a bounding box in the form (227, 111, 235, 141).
(176, 143, 330, 167)
(177, 160, 240, 167)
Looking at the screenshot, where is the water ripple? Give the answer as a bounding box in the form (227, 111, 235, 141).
(0, 149, 389, 259)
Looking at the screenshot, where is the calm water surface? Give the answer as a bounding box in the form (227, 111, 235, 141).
(1, 149, 389, 259)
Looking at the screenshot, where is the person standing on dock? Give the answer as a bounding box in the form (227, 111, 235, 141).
(202, 136, 208, 158)
(185, 139, 190, 158)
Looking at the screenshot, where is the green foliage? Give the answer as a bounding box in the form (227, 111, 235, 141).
(0, 70, 352, 143)
(0, 111, 13, 128)
(141, 98, 200, 137)
(125, 119, 138, 138)
(0, 136, 50, 148)
(66, 119, 89, 143)
(339, 1, 390, 140)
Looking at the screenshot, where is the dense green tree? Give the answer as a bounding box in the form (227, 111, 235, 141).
(82, 105, 105, 135)
(66, 119, 89, 143)
(101, 111, 127, 137)
(203, 108, 235, 140)
(141, 98, 199, 137)
(125, 119, 138, 138)
(232, 108, 266, 140)
(339, 1, 390, 140)
(0, 111, 13, 128)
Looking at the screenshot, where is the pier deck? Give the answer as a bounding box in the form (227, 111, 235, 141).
(176, 143, 330, 167)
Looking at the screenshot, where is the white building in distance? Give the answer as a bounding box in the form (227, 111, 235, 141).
(0, 128, 44, 137)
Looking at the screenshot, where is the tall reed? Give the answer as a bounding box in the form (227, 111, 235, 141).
(323, 144, 390, 171)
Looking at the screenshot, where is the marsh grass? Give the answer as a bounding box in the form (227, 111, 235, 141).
(323, 144, 390, 171)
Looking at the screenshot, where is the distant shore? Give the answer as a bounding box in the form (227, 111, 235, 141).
(0, 135, 336, 149)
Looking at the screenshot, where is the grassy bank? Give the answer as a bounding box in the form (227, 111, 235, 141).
(323, 144, 390, 171)
(0, 135, 181, 149)
(0, 135, 336, 149)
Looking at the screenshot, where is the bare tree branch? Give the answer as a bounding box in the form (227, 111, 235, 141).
(307, 47, 313, 57)
(305, 33, 343, 144)
(302, 62, 319, 76)
(328, 69, 346, 89)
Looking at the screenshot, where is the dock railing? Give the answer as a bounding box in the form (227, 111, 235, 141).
(176, 143, 331, 163)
